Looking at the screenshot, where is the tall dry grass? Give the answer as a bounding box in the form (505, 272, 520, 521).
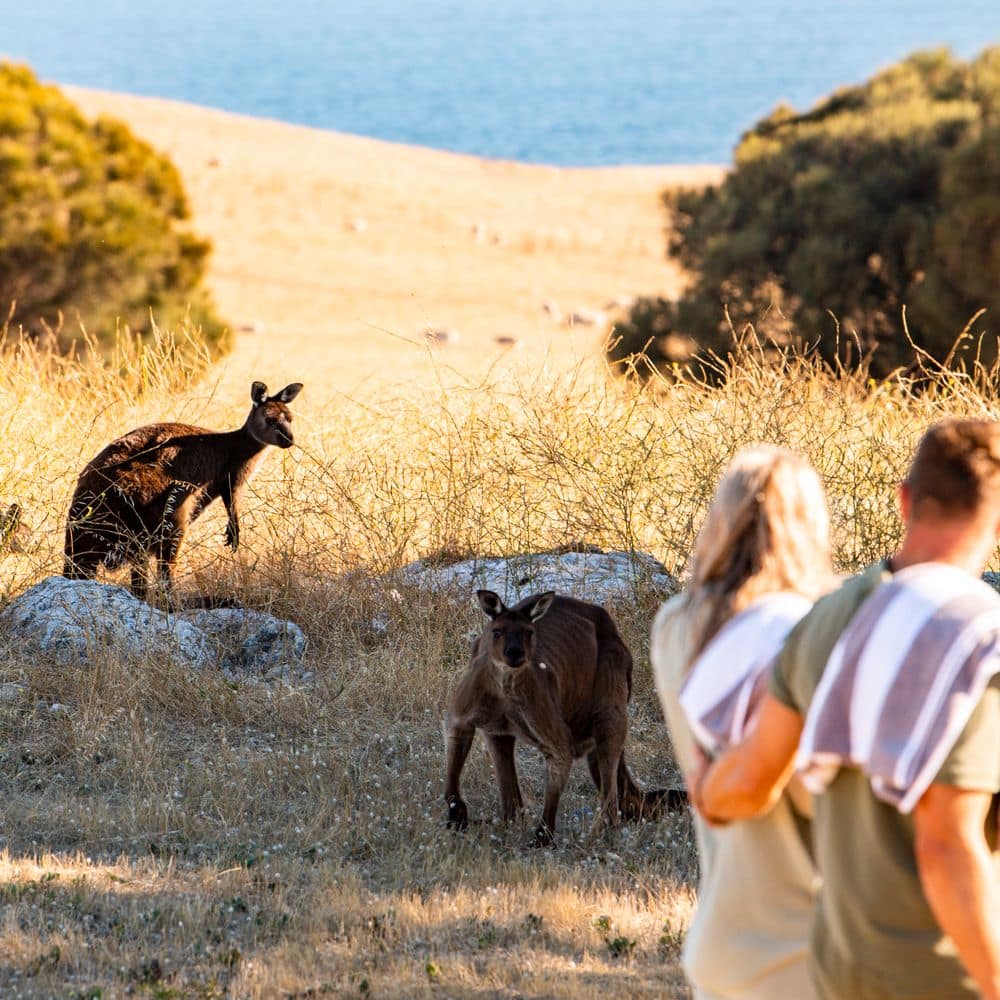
(1, 330, 999, 997)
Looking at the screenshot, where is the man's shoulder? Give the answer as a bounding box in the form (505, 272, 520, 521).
(810, 562, 891, 628)
(771, 562, 892, 711)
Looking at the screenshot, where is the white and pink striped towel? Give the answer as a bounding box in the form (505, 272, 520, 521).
(798, 562, 1000, 813)
(680, 592, 814, 754)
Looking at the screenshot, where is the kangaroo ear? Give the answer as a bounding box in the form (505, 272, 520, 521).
(273, 382, 303, 404)
(477, 590, 505, 619)
(527, 591, 556, 622)
(251, 382, 268, 405)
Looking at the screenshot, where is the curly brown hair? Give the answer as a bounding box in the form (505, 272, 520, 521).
(905, 419, 1000, 518)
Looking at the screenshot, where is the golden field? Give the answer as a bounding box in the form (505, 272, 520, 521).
(1, 91, 997, 999)
(68, 87, 724, 398)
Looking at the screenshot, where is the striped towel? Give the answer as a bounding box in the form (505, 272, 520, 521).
(798, 562, 1000, 813)
(680, 592, 814, 754)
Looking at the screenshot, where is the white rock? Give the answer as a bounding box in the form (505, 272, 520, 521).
(0, 577, 208, 666)
(176, 607, 308, 679)
(391, 549, 678, 605)
(0, 577, 308, 682)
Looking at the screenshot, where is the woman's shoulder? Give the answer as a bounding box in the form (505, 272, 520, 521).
(651, 591, 690, 634)
(650, 592, 694, 690)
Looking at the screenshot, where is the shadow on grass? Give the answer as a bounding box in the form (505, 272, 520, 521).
(0, 853, 693, 999)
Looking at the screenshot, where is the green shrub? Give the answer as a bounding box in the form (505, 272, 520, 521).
(610, 47, 1000, 379)
(0, 62, 228, 356)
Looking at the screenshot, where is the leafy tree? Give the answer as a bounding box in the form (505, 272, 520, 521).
(611, 47, 1000, 379)
(0, 63, 227, 355)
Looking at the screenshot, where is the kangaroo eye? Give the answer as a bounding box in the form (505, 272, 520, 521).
(492, 629, 502, 639)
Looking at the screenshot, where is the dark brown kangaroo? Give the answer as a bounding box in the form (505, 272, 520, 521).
(63, 381, 302, 602)
(444, 589, 685, 845)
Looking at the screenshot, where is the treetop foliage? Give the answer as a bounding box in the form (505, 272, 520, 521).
(0, 62, 227, 356)
(611, 47, 1000, 379)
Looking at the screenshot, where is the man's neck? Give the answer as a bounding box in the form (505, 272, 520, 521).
(890, 520, 993, 576)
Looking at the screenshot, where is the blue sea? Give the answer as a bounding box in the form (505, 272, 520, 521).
(3, 0, 999, 165)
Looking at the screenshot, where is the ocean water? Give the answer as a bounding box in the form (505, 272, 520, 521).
(3, 0, 999, 165)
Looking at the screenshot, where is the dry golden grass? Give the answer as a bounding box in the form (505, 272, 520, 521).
(3, 322, 1000, 997)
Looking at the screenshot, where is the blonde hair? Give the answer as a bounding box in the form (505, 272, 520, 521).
(685, 445, 833, 660)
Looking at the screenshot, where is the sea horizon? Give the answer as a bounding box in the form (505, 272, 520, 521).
(5, 0, 1000, 167)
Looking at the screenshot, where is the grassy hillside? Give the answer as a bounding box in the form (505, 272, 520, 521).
(65, 87, 723, 400)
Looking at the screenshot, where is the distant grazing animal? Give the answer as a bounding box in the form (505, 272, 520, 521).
(63, 381, 303, 602)
(445, 590, 685, 845)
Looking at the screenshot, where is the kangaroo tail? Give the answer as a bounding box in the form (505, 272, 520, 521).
(617, 757, 688, 819)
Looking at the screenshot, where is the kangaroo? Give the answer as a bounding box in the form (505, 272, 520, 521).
(63, 381, 302, 602)
(444, 589, 685, 846)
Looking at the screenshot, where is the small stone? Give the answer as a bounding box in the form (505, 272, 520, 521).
(423, 328, 459, 346)
(0, 682, 27, 704)
(604, 295, 635, 312)
(565, 308, 607, 329)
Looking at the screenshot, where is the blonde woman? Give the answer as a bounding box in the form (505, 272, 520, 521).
(651, 446, 834, 1000)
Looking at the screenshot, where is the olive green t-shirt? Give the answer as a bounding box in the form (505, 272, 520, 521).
(770, 561, 1000, 1000)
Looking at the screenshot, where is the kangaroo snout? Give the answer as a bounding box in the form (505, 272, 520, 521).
(503, 643, 527, 668)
